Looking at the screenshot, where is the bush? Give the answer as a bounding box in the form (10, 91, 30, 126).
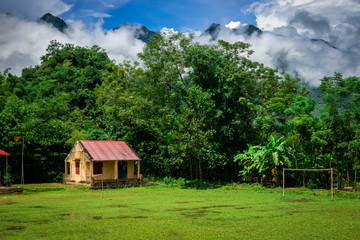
(163, 176, 186, 187)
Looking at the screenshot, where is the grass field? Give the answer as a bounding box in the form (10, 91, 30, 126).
(0, 183, 360, 239)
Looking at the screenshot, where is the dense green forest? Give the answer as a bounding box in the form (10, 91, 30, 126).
(1, 32, 359, 188)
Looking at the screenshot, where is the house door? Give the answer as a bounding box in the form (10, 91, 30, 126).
(118, 161, 127, 180)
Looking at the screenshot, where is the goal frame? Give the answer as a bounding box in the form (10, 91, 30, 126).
(283, 168, 333, 200)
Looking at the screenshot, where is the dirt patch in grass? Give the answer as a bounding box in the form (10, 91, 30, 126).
(28, 206, 47, 208)
(0, 201, 18, 205)
(5, 226, 26, 231)
(93, 216, 103, 220)
(171, 205, 235, 212)
(135, 207, 152, 212)
(286, 210, 311, 215)
(285, 198, 316, 202)
(7, 219, 49, 225)
(107, 216, 148, 219)
(29, 220, 50, 225)
(175, 201, 204, 204)
(181, 210, 221, 217)
(204, 205, 235, 209)
(234, 207, 252, 210)
(170, 205, 235, 217)
(107, 204, 129, 208)
(60, 213, 77, 217)
(129, 216, 147, 219)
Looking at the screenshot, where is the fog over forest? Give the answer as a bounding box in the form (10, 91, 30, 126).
(1, 0, 359, 86)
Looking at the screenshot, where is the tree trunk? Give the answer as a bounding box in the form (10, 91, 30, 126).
(195, 163, 198, 180)
(293, 143, 298, 186)
(338, 168, 343, 188)
(355, 149, 358, 187)
(196, 143, 202, 186)
(189, 156, 193, 188)
(324, 172, 328, 189)
(198, 153, 202, 186)
(346, 158, 350, 187)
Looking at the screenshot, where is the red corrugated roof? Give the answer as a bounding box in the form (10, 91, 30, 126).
(0, 149, 10, 156)
(79, 141, 140, 161)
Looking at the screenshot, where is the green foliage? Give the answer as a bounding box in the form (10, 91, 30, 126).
(163, 176, 187, 187)
(0, 41, 113, 183)
(1, 34, 360, 188)
(235, 135, 290, 184)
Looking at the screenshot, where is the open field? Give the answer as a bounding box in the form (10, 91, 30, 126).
(0, 184, 360, 239)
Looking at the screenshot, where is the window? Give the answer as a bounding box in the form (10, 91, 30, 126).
(67, 162, 71, 175)
(93, 162, 103, 175)
(75, 161, 80, 175)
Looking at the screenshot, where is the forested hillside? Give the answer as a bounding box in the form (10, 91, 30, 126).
(1, 31, 359, 187)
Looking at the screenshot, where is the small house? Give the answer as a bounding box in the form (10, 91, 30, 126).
(63, 140, 141, 186)
(0, 149, 10, 186)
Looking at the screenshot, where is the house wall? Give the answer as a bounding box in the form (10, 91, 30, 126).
(91, 161, 135, 180)
(92, 161, 115, 181)
(127, 161, 135, 179)
(64, 141, 92, 185)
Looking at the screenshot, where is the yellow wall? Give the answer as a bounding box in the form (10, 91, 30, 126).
(92, 161, 114, 181)
(64, 141, 92, 184)
(127, 161, 135, 179)
(65, 159, 91, 183)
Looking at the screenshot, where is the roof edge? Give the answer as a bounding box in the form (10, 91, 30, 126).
(78, 140, 94, 160)
(123, 141, 141, 161)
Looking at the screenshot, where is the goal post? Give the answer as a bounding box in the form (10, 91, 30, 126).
(283, 168, 333, 200)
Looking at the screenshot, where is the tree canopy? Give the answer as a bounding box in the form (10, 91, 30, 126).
(1, 34, 359, 188)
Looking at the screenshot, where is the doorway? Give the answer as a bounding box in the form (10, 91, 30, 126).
(118, 161, 127, 180)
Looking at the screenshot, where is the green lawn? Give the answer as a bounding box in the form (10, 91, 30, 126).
(0, 184, 360, 239)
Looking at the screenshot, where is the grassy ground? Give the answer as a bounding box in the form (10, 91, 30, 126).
(0, 183, 360, 239)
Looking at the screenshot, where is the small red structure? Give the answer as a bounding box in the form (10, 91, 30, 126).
(0, 148, 10, 186)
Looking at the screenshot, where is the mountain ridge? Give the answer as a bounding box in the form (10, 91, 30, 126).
(40, 13, 68, 32)
(37, 13, 347, 90)
(112, 23, 157, 42)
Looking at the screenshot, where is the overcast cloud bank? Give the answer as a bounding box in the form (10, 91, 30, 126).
(0, 13, 145, 75)
(199, 0, 360, 85)
(0, 0, 359, 86)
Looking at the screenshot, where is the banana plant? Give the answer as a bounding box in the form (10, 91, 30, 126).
(235, 135, 290, 183)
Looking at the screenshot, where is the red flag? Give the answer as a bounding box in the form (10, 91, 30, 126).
(14, 137, 22, 142)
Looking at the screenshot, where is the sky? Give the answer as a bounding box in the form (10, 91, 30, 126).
(62, 0, 259, 32)
(1, 0, 360, 86)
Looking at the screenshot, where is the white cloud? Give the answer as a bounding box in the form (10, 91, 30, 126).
(160, 27, 179, 35)
(1, 0, 359, 87)
(0, 13, 144, 75)
(195, 8, 360, 86)
(81, 9, 112, 18)
(0, 0, 71, 20)
(229, 0, 360, 85)
(250, 0, 360, 41)
(102, 2, 115, 8)
(225, 21, 242, 29)
(102, 0, 130, 9)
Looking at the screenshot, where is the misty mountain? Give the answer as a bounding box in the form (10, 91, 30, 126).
(30, 13, 357, 88)
(40, 13, 68, 32)
(310, 39, 337, 49)
(203, 23, 262, 40)
(112, 23, 157, 43)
